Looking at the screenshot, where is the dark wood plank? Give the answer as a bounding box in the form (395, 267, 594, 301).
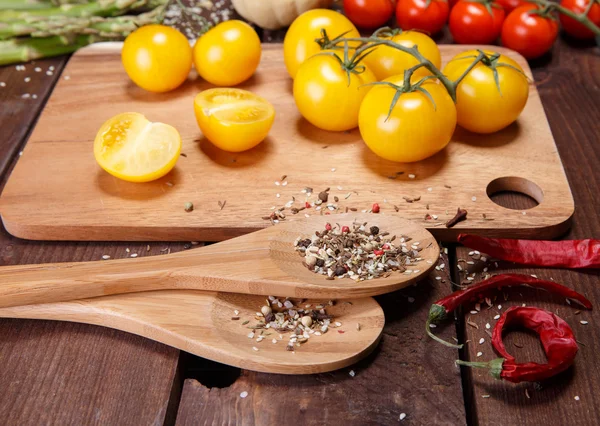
(455, 38, 600, 425)
(175, 255, 466, 426)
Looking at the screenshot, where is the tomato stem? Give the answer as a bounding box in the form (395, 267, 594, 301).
(528, 0, 600, 35)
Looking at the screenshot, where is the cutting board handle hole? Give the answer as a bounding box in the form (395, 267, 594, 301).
(486, 177, 543, 210)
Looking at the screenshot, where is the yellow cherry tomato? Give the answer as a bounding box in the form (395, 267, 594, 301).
(284, 9, 360, 79)
(193, 20, 261, 86)
(363, 31, 441, 81)
(194, 88, 275, 152)
(121, 25, 192, 93)
(293, 53, 376, 132)
(443, 50, 529, 134)
(94, 112, 181, 182)
(359, 76, 457, 162)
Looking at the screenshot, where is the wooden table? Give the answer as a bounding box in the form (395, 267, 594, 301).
(0, 3, 598, 425)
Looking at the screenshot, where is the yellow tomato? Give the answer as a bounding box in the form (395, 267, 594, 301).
(284, 9, 360, 79)
(443, 50, 529, 134)
(293, 53, 376, 132)
(121, 25, 192, 93)
(359, 76, 456, 162)
(363, 31, 441, 81)
(94, 112, 181, 182)
(193, 20, 261, 86)
(194, 88, 275, 152)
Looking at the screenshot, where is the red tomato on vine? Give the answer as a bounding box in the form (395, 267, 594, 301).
(449, 1, 506, 44)
(496, 0, 525, 13)
(501, 4, 559, 59)
(559, 0, 600, 39)
(343, 0, 395, 29)
(396, 0, 450, 35)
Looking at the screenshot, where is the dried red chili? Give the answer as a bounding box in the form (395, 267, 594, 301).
(426, 273, 592, 348)
(457, 234, 600, 269)
(456, 307, 579, 383)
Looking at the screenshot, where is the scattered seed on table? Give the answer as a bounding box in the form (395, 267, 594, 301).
(240, 391, 248, 398)
(486, 323, 491, 329)
(399, 413, 407, 421)
(482, 395, 490, 398)
(64, 75, 71, 80)
(471, 196, 477, 202)
(525, 389, 531, 399)
(498, 305, 502, 310)
(24, 77, 31, 83)
(0, 82, 5, 87)
(130, 253, 138, 258)
(102, 255, 110, 260)
(477, 352, 483, 357)
(408, 174, 416, 179)
(184, 202, 194, 212)
(580, 321, 588, 325)
(574, 396, 580, 401)
(479, 338, 485, 344)
(35, 67, 42, 72)
(252, 347, 259, 351)
(349, 370, 355, 377)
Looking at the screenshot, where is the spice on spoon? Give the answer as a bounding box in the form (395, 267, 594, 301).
(294, 222, 422, 281)
(456, 307, 579, 383)
(426, 274, 593, 348)
(457, 234, 600, 269)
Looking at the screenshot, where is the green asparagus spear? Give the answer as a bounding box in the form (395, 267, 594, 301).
(0, 0, 54, 10)
(0, 0, 163, 21)
(0, 34, 118, 65)
(0, 6, 164, 39)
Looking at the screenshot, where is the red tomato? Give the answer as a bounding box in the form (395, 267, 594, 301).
(449, 1, 505, 44)
(343, 0, 395, 29)
(496, 0, 525, 13)
(559, 0, 600, 39)
(396, 0, 450, 35)
(501, 4, 558, 59)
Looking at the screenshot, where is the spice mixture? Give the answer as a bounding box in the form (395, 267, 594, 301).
(294, 222, 423, 281)
(243, 297, 340, 352)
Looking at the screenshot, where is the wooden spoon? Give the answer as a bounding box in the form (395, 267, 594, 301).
(0, 291, 384, 374)
(0, 214, 438, 308)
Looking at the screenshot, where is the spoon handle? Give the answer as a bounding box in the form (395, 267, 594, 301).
(0, 245, 275, 308)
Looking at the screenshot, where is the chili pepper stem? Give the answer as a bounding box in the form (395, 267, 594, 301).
(426, 318, 463, 349)
(456, 358, 504, 380)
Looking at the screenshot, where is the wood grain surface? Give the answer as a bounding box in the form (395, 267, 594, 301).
(0, 291, 385, 374)
(0, 214, 438, 307)
(0, 44, 573, 242)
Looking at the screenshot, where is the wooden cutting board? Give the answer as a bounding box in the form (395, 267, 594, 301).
(0, 43, 573, 242)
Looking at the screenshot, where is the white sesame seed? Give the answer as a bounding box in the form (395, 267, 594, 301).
(46, 71, 53, 76)
(252, 346, 259, 351)
(247, 332, 254, 338)
(522, 211, 527, 215)
(498, 305, 502, 310)
(331, 168, 336, 172)
(0, 82, 5, 87)
(427, 187, 433, 192)
(21, 93, 30, 98)
(64, 75, 71, 80)
(435, 276, 442, 280)
(477, 351, 483, 357)
(472, 196, 477, 202)
(580, 320, 588, 325)
(428, 323, 437, 328)
(275, 181, 280, 186)
(482, 395, 490, 398)
(32, 94, 37, 99)
(49, 66, 55, 71)
(408, 174, 416, 179)
(276, 193, 280, 198)
(479, 338, 485, 344)
(486, 323, 491, 329)
(24, 77, 30, 83)
(240, 391, 248, 398)
(494, 314, 500, 320)
(470, 310, 478, 314)
(282, 181, 288, 186)
(399, 413, 407, 421)
(35, 67, 41, 72)
(272, 338, 277, 344)
(531, 274, 537, 278)
(102, 255, 110, 260)
(574, 396, 580, 401)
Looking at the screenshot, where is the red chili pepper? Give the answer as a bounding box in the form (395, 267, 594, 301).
(342, 226, 350, 233)
(457, 234, 600, 269)
(456, 307, 579, 383)
(372, 203, 380, 213)
(426, 273, 592, 348)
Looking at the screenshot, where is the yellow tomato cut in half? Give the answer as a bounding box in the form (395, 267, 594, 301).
(94, 112, 181, 182)
(194, 88, 275, 152)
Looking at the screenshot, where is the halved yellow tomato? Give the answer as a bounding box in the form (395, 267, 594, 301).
(194, 88, 275, 152)
(94, 112, 181, 182)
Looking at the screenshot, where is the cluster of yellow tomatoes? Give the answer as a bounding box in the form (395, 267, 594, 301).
(95, 9, 530, 183)
(285, 9, 530, 163)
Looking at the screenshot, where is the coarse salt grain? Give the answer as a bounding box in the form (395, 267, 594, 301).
(477, 352, 483, 357)
(349, 370, 355, 377)
(498, 305, 502, 310)
(574, 396, 580, 401)
(240, 391, 248, 398)
(399, 413, 407, 421)
(479, 338, 485, 344)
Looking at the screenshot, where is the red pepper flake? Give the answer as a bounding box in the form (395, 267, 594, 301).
(373, 249, 384, 256)
(457, 307, 579, 383)
(305, 202, 311, 208)
(457, 234, 600, 269)
(338, 330, 345, 334)
(342, 226, 350, 233)
(325, 223, 332, 231)
(372, 203, 380, 213)
(383, 243, 390, 250)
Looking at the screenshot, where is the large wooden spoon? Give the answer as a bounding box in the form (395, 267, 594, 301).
(0, 214, 438, 308)
(0, 291, 384, 374)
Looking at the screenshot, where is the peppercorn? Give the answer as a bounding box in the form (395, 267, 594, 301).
(372, 203, 380, 213)
(299, 239, 311, 248)
(318, 191, 329, 202)
(370, 226, 379, 235)
(315, 258, 325, 267)
(334, 266, 346, 276)
(184, 202, 194, 212)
